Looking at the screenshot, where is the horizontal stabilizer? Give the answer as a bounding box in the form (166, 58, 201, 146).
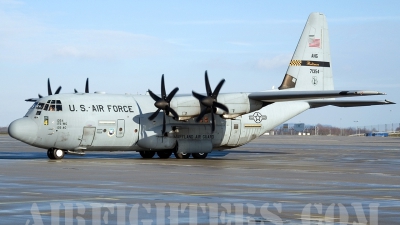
(248, 90, 385, 102)
(308, 99, 395, 108)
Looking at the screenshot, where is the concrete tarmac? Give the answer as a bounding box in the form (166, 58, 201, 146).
(0, 134, 399, 224)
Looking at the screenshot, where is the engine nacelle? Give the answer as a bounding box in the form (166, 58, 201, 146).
(170, 93, 263, 120)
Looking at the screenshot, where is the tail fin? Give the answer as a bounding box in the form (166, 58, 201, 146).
(279, 12, 334, 91)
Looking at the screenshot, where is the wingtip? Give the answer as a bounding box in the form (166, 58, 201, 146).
(385, 99, 396, 104)
(354, 91, 386, 95)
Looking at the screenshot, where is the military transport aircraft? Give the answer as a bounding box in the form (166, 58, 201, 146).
(8, 13, 394, 160)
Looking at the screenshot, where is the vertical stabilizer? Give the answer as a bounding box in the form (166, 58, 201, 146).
(279, 13, 334, 91)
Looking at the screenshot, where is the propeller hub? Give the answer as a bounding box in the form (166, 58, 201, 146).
(155, 100, 168, 109)
(201, 97, 214, 107)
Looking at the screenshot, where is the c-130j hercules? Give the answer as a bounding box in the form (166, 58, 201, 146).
(8, 13, 394, 160)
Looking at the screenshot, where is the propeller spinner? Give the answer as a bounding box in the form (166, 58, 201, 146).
(192, 71, 229, 133)
(148, 75, 179, 135)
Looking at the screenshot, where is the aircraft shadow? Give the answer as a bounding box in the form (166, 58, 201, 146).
(0, 150, 290, 160)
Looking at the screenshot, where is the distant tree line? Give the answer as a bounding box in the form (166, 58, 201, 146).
(275, 123, 400, 136)
(0, 127, 8, 134)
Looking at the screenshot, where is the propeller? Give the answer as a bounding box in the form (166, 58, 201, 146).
(192, 71, 229, 133)
(38, 78, 62, 98)
(74, 78, 89, 93)
(148, 74, 179, 135)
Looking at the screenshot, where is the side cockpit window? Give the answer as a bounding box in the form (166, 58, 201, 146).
(36, 103, 44, 110)
(35, 102, 44, 115)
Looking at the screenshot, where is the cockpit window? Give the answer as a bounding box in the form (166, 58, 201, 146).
(46, 100, 62, 111)
(36, 103, 44, 110)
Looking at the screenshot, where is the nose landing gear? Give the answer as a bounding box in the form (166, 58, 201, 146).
(47, 148, 65, 160)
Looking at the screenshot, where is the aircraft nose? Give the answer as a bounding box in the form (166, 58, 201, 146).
(8, 118, 38, 145)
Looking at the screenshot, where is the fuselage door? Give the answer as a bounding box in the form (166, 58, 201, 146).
(80, 127, 96, 146)
(227, 119, 241, 146)
(117, 119, 125, 138)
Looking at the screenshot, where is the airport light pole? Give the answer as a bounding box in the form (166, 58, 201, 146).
(354, 120, 358, 136)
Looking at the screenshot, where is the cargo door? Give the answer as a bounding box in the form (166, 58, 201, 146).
(117, 119, 125, 138)
(227, 120, 241, 146)
(80, 127, 96, 146)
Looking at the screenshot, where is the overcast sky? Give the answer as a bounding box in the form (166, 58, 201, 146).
(1, 0, 399, 127)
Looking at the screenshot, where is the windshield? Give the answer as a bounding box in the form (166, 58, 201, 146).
(43, 100, 63, 112)
(25, 100, 63, 117)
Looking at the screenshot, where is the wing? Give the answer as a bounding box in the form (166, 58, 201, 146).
(248, 90, 386, 102)
(307, 99, 395, 108)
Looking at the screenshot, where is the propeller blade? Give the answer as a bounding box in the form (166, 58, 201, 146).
(166, 87, 179, 102)
(85, 78, 89, 93)
(212, 79, 225, 98)
(162, 113, 166, 135)
(195, 108, 209, 123)
(74, 89, 78, 93)
(211, 112, 215, 132)
(204, 71, 212, 96)
(169, 107, 179, 120)
(47, 78, 52, 95)
(213, 102, 229, 113)
(192, 91, 205, 101)
(161, 74, 166, 99)
(38, 94, 43, 98)
(55, 86, 62, 94)
(148, 108, 161, 120)
(164, 105, 170, 116)
(148, 90, 161, 102)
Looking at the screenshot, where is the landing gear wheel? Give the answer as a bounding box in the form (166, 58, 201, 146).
(53, 149, 65, 160)
(140, 151, 156, 159)
(47, 149, 55, 159)
(47, 148, 64, 160)
(192, 153, 208, 159)
(174, 152, 191, 159)
(157, 150, 172, 159)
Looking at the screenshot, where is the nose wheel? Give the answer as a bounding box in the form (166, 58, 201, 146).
(47, 148, 65, 160)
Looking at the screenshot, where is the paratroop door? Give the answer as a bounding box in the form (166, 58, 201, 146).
(80, 127, 96, 146)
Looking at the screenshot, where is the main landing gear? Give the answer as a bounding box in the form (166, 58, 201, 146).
(138, 151, 208, 159)
(139, 151, 156, 159)
(47, 148, 65, 160)
(192, 153, 208, 159)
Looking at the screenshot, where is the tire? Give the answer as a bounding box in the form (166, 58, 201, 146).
(192, 153, 208, 159)
(140, 151, 156, 159)
(157, 150, 172, 159)
(174, 152, 191, 159)
(52, 149, 65, 160)
(47, 149, 55, 159)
